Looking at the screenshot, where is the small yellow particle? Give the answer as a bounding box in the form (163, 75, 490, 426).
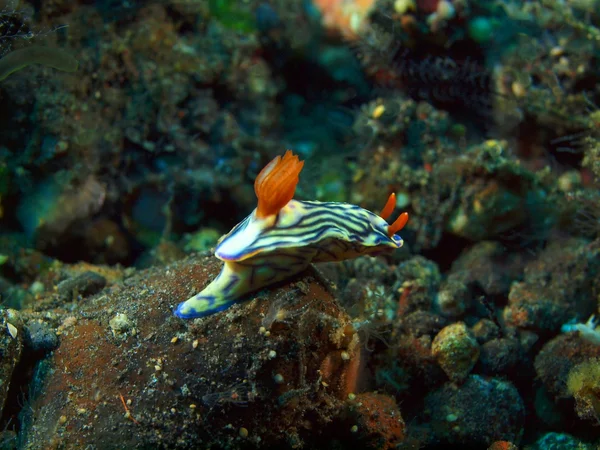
(192, 339, 199, 349)
(239, 427, 249, 438)
(341, 351, 350, 361)
(511, 81, 526, 98)
(550, 46, 564, 57)
(171, 336, 178, 344)
(171, 408, 176, 413)
(259, 326, 266, 335)
(189, 404, 197, 409)
(484, 139, 501, 150)
(347, 393, 356, 401)
(264, 331, 271, 337)
(268, 350, 277, 359)
(59, 415, 67, 424)
(155, 365, 162, 371)
(77, 408, 87, 415)
(126, 399, 132, 406)
(352, 168, 365, 183)
(372, 104, 385, 119)
(321, 381, 329, 387)
(394, 0, 416, 14)
(350, 425, 358, 433)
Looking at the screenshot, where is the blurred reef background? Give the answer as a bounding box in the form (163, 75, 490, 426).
(0, 0, 600, 448)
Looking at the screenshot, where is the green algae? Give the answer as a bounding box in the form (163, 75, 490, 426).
(208, 0, 256, 33)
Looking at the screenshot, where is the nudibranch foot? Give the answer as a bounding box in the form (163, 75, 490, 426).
(174, 294, 237, 319)
(175, 258, 310, 319)
(175, 261, 245, 319)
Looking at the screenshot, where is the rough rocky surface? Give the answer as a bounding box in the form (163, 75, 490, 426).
(19, 256, 403, 449)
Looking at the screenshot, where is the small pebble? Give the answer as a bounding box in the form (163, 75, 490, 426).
(57, 271, 106, 302)
(24, 321, 59, 352)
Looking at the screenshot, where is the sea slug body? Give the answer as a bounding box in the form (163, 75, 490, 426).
(175, 150, 409, 319)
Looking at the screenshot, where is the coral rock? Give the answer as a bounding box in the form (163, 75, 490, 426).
(432, 322, 480, 383)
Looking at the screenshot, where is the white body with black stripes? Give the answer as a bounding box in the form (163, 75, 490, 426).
(174, 199, 403, 319)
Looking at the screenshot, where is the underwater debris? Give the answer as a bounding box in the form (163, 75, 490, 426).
(201, 381, 255, 409)
(260, 292, 314, 330)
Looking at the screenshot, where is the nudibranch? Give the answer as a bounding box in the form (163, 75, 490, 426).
(174, 150, 409, 319)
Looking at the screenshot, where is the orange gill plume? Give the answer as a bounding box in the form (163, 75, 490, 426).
(254, 150, 304, 219)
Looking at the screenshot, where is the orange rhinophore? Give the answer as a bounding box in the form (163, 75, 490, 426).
(379, 193, 397, 220)
(380, 193, 409, 236)
(254, 150, 304, 219)
(388, 212, 409, 237)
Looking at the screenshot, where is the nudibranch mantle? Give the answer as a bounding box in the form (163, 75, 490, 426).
(216, 199, 403, 262)
(175, 150, 408, 319)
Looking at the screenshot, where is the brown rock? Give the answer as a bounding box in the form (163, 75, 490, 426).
(20, 256, 383, 449)
(432, 322, 480, 384)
